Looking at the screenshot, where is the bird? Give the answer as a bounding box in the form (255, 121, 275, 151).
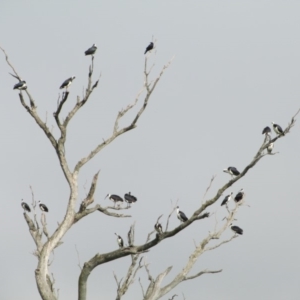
(13, 80, 27, 90)
(223, 167, 240, 177)
(230, 224, 243, 235)
(38, 201, 49, 212)
(115, 233, 124, 248)
(267, 142, 274, 153)
(60, 76, 76, 89)
(85, 44, 97, 56)
(124, 192, 137, 207)
(21, 199, 31, 213)
(272, 122, 284, 136)
(105, 194, 124, 207)
(144, 42, 154, 54)
(221, 192, 233, 206)
(154, 222, 163, 234)
(262, 126, 271, 136)
(234, 189, 244, 203)
(176, 206, 188, 222)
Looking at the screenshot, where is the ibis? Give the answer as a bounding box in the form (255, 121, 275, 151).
(105, 194, 123, 207)
(21, 199, 31, 213)
(115, 233, 124, 248)
(38, 201, 49, 212)
(230, 224, 243, 235)
(262, 126, 271, 136)
(13, 81, 27, 90)
(124, 192, 137, 207)
(272, 122, 284, 136)
(221, 192, 233, 206)
(60, 76, 75, 89)
(177, 206, 188, 222)
(154, 222, 163, 234)
(234, 189, 244, 203)
(144, 42, 154, 54)
(223, 167, 240, 177)
(85, 44, 97, 56)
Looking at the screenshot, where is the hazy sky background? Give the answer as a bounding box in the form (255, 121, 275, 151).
(1, 1, 300, 299)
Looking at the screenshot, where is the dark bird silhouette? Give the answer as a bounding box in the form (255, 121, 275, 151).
(230, 224, 243, 235)
(223, 167, 240, 177)
(115, 233, 124, 248)
(85, 44, 97, 56)
(21, 199, 31, 213)
(272, 122, 284, 136)
(262, 126, 271, 136)
(13, 81, 27, 90)
(105, 194, 123, 207)
(144, 42, 154, 54)
(124, 192, 137, 207)
(221, 192, 233, 206)
(177, 206, 188, 222)
(60, 76, 75, 89)
(38, 201, 49, 212)
(234, 189, 244, 203)
(154, 222, 163, 234)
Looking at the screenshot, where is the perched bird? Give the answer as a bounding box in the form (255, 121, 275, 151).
(38, 201, 49, 212)
(124, 192, 137, 207)
(144, 42, 154, 54)
(60, 76, 76, 89)
(267, 143, 274, 154)
(234, 188, 244, 203)
(21, 199, 31, 213)
(13, 80, 27, 90)
(115, 233, 124, 248)
(85, 44, 97, 56)
(230, 224, 243, 235)
(272, 122, 284, 136)
(105, 194, 123, 207)
(154, 222, 163, 234)
(262, 126, 271, 136)
(223, 167, 240, 177)
(221, 192, 233, 206)
(176, 206, 188, 222)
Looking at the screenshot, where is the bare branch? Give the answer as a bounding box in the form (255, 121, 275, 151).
(74, 56, 174, 174)
(75, 245, 82, 271)
(79, 171, 100, 212)
(184, 269, 222, 281)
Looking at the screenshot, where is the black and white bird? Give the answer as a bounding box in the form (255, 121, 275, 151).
(223, 167, 240, 177)
(85, 44, 97, 56)
(154, 222, 163, 234)
(21, 199, 31, 213)
(262, 126, 271, 136)
(176, 206, 188, 222)
(115, 233, 124, 248)
(124, 192, 137, 207)
(272, 122, 284, 136)
(38, 201, 49, 212)
(234, 188, 244, 203)
(144, 42, 154, 54)
(267, 142, 274, 154)
(230, 224, 243, 235)
(13, 80, 27, 90)
(105, 194, 123, 207)
(60, 76, 76, 89)
(221, 192, 233, 206)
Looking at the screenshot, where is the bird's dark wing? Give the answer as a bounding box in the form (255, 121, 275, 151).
(180, 211, 188, 221)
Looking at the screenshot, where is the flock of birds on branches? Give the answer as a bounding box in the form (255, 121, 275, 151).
(12, 42, 154, 91)
(16, 42, 285, 249)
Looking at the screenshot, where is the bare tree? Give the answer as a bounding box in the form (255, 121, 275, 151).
(1, 45, 298, 300)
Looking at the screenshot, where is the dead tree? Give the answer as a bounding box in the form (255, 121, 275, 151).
(1, 45, 298, 300)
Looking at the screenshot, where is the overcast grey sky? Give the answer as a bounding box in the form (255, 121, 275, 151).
(1, 1, 300, 299)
